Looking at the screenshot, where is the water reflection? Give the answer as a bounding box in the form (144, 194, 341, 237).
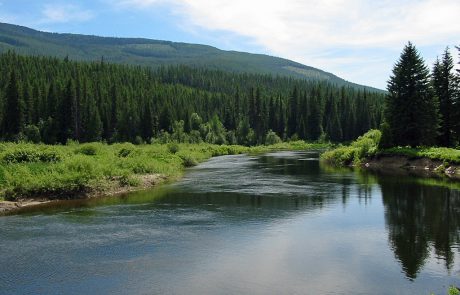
(1, 151, 460, 294)
(378, 174, 460, 279)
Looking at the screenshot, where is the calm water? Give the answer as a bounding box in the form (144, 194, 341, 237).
(1, 151, 460, 295)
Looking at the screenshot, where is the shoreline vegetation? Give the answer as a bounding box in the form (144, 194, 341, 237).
(0, 141, 327, 213)
(321, 129, 460, 181)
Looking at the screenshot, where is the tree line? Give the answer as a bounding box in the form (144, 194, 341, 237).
(0, 51, 385, 145)
(382, 43, 460, 148)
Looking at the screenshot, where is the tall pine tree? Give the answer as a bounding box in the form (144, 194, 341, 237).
(2, 70, 24, 140)
(385, 42, 439, 147)
(432, 48, 456, 147)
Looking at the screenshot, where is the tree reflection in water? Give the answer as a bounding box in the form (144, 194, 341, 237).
(379, 176, 460, 279)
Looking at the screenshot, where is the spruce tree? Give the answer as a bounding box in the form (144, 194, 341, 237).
(287, 86, 299, 138)
(454, 46, 460, 144)
(2, 70, 24, 140)
(385, 42, 439, 147)
(432, 48, 456, 147)
(57, 79, 76, 143)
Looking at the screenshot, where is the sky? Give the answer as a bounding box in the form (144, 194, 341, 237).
(0, 0, 459, 89)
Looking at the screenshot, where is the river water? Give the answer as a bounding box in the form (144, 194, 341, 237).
(1, 151, 460, 294)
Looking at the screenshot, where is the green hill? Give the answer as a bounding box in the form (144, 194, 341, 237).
(0, 22, 379, 90)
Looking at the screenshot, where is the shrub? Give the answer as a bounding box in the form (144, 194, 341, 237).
(449, 286, 460, 295)
(118, 174, 141, 187)
(23, 125, 41, 143)
(167, 143, 179, 154)
(179, 154, 198, 167)
(265, 130, 282, 145)
(74, 143, 100, 156)
(3, 148, 62, 164)
(118, 148, 132, 158)
(134, 136, 144, 145)
(321, 129, 381, 166)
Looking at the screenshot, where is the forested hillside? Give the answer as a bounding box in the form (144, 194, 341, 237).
(0, 22, 380, 90)
(0, 51, 385, 145)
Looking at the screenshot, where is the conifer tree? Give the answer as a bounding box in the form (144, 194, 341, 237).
(2, 70, 24, 139)
(306, 96, 323, 141)
(432, 48, 456, 147)
(454, 46, 460, 143)
(57, 79, 76, 143)
(385, 42, 439, 147)
(287, 86, 299, 138)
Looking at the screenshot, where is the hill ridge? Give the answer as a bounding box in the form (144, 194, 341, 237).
(0, 22, 381, 91)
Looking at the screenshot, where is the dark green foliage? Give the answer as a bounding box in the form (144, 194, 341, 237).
(265, 130, 282, 145)
(1, 70, 24, 140)
(167, 143, 179, 154)
(118, 147, 134, 158)
(74, 144, 99, 156)
(385, 42, 439, 147)
(454, 46, 460, 144)
(432, 48, 457, 147)
(23, 124, 41, 143)
(0, 52, 385, 145)
(179, 154, 198, 167)
(3, 148, 61, 164)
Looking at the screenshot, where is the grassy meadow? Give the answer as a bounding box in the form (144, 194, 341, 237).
(0, 141, 327, 201)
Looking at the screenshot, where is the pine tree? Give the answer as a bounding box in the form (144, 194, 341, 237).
(453, 46, 460, 144)
(306, 96, 323, 141)
(57, 79, 76, 143)
(432, 48, 456, 147)
(287, 86, 299, 138)
(2, 70, 24, 139)
(385, 42, 439, 147)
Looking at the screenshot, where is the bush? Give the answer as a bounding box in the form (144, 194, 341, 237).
(23, 125, 41, 143)
(167, 143, 179, 154)
(118, 174, 141, 187)
(449, 286, 460, 295)
(74, 143, 100, 156)
(265, 130, 282, 145)
(134, 136, 144, 145)
(3, 148, 62, 164)
(179, 154, 198, 167)
(321, 129, 381, 166)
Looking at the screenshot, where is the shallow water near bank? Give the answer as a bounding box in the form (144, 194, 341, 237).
(1, 151, 460, 295)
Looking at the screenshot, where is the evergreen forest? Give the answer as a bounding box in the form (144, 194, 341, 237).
(0, 51, 385, 145)
(381, 43, 460, 148)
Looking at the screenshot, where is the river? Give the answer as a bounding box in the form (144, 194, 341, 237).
(1, 151, 460, 294)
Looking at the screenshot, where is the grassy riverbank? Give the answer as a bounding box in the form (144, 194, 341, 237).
(0, 141, 327, 201)
(321, 129, 460, 172)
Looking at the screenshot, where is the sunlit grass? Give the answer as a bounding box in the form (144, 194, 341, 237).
(0, 141, 328, 200)
(320, 129, 381, 166)
(321, 129, 460, 168)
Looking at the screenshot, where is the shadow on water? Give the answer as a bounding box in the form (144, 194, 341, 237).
(371, 171, 460, 280)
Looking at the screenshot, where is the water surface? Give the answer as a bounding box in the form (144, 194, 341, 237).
(1, 151, 460, 294)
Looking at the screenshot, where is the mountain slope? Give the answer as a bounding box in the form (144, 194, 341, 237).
(0, 22, 377, 90)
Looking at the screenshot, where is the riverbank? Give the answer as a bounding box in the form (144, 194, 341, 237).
(0, 141, 327, 214)
(321, 129, 460, 180)
(362, 154, 460, 180)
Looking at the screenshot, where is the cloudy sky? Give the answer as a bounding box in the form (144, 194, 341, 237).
(1, 0, 459, 89)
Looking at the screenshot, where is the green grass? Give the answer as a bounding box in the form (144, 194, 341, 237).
(0, 141, 327, 201)
(320, 129, 381, 166)
(379, 146, 460, 164)
(321, 129, 460, 167)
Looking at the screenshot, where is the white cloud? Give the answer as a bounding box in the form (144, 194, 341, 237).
(40, 3, 94, 24)
(112, 0, 460, 88)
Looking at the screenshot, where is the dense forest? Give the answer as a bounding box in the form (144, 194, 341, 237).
(0, 51, 385, 145)
(0, 22, 379, 90)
